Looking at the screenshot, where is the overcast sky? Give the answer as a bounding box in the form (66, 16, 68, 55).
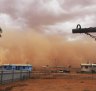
(0, 0, 96, 35)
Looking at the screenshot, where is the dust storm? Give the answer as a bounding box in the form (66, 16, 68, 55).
(0, 27, 96, 67)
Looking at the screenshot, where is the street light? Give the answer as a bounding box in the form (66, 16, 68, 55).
(72, 24, 96, 33)
(72, 24, 96, 40)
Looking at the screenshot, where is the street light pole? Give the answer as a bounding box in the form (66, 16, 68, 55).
(72, 25, 96, 79)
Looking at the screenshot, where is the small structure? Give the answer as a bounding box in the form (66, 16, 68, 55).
(0, 64, 32, 71)
(0, 64, 32, 84)
(81, 63, 96, 73)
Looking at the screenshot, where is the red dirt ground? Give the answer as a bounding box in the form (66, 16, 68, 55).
(0, 78, 96, 91)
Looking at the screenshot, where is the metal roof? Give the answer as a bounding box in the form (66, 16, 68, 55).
(0, 64, 32, 66)
(81, 63, 96, 66)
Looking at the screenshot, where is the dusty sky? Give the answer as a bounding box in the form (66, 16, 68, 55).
(0, 0, 96, 67)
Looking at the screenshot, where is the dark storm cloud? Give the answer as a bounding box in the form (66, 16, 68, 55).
(0, 0, 96, 33)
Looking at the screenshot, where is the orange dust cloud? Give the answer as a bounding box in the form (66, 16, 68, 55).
(0, 27, 96, 67)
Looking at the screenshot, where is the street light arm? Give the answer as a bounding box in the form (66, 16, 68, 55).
(72, 24, 96, 33)
(72, 24, 96, 40)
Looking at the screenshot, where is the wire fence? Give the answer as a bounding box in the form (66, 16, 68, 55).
(31, 71, 96, 80)
(0, 70, 31, 84)
(0, 70, 96, 85)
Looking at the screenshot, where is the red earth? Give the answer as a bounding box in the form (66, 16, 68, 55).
(0, 78, 96, 91)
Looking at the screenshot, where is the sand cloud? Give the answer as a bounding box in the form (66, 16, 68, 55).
(0, 0, 96, 67)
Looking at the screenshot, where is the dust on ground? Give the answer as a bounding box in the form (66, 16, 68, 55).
(0, 78, 96, 91)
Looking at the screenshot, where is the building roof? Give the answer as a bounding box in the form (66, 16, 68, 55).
(81, 63, 96, 66)
(0, 64, 32, 66)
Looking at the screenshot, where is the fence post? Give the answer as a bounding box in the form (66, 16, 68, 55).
(29, 71, 31, 78)
(0, 70, 3, 84)
(12, 70, 14, 82)
(20, 70, 22, 80)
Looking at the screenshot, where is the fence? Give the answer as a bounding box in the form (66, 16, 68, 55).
(1, 70, 96, 84)
(31, 71, 96, 80)
(0, 70, 31, 84)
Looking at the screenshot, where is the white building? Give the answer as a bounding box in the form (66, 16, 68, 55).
(81, 63, 96, 73)
(0, 64, 32, 71)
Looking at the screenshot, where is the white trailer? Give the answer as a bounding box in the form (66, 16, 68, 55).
(81, 63, 96, 73)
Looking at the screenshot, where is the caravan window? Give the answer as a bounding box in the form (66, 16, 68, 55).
(93, 65, 96, 67)
(85, 66, 88, 69)
(4, 66, 7, 69)
(81, 66, 83, 68)
(23, 66, 25, 69)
